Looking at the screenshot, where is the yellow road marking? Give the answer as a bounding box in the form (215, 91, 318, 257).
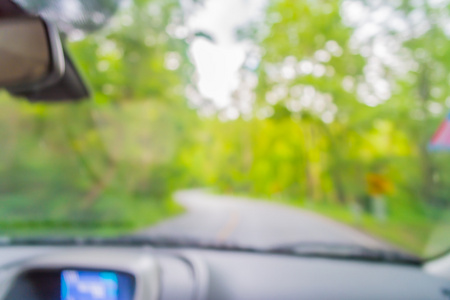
(216, 211, 240, 242)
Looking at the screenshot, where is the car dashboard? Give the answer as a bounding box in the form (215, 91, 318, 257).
(0, 246, 449, 300)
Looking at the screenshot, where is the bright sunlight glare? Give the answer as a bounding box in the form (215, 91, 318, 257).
(184, 0, 266, 108)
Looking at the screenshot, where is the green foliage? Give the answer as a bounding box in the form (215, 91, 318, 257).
(2, 0, 450, 257)
(0, 0, 195, 234)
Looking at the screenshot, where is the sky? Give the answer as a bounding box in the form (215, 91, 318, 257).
(182, 0, 266, 108)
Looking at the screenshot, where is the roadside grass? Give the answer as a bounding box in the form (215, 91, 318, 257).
(282, 197, 437, 256)
(0, 193, 184, 237)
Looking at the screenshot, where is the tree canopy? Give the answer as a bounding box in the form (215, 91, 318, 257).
(1, 0, 450, 256)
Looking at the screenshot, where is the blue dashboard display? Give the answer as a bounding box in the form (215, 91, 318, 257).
(61, 270, 119, 300)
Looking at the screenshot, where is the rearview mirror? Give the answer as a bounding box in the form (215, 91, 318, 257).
(0, 17, 64, 92)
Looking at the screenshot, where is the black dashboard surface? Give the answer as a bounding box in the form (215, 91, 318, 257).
(0, 246, 449, 300)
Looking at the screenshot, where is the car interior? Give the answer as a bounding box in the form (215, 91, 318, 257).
(2, 0, 450, 299)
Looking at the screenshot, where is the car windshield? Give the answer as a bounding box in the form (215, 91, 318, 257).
(2, 0, 450, 260)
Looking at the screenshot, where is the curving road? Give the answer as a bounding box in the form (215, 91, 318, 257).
(139, 189, 389, 249)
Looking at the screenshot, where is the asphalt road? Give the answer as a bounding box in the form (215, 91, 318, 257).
(139, 189, 388, 249)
